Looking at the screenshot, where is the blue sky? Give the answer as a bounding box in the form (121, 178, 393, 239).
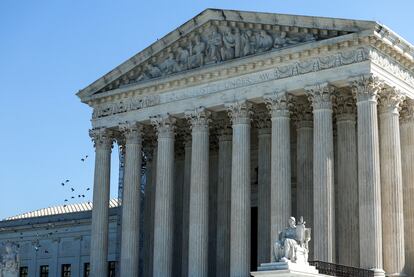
(1, 0, 413, 219)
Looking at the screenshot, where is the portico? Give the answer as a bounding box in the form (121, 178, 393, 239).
(77, 9, 414, 277)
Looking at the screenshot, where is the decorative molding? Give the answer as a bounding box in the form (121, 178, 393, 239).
(306, 83, 335, 110)
(89, 128, 114, 149)
(150, 114, 176, 138)
(350, 74, 384, 103)
(369, 49, 414, 88)
(226, 100, 253, 125)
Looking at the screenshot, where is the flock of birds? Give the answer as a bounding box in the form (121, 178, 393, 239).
(61, 155, 91, 207)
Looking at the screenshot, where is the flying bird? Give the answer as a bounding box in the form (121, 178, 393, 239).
(61, 183, 65, 186)
(71, 188, 75, 192)
(65, 180, 70, 183)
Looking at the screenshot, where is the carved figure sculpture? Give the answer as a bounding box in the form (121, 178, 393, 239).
(188, 35, 206, 69)
(255, 30, 273, 53)
(206, 27, 223, 63)
(159, 53, 179, 75)
(221, 27, 241, 60)
(240, 30, 253, 56)
(0, 243, 19, 277)
(273, 216, 311, 264)
(176, 46, 190, 70)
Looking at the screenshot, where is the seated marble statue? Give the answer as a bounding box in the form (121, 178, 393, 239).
(0, 243, 20, 277)
(273, 216, 311, 265)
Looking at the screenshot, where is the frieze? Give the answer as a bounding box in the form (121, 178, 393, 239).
(370, 50, 414, 88)
(92, 47, 369, 120)
(98, 22, 341, 93)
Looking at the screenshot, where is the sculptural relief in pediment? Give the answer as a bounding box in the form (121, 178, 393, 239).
(98, 21, 351, 93)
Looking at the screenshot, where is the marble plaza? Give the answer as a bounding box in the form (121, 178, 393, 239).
(2, 8, 414, 277)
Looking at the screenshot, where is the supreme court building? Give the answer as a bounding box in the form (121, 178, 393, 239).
(5, 8, 414, 277)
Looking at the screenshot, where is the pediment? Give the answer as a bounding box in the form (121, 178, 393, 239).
(77, 9, 378, 101)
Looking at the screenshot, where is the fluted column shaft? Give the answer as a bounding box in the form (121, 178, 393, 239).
(228, 101, 252, 277)
(216, 128, 232, 277)
(307, 84, 335, 262)
(119, 123, 143, 277)
(151, 115, 176, 277)
(186, 108, 210, 277)
(181, 139, 191, 277)
(265, 92, 291, 261)
(336, 96, 359, 267)
(379, 89, 405, 276)
(352, 76, 384, 275)
(257, 126, 271, 265)
(295, 101, 314, 259)
(143, 147, 154, 277)
(401, 99, 414, 277)
(89, 128, 113, 277)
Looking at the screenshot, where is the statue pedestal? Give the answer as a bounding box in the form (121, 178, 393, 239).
(251, 261, 325, 277)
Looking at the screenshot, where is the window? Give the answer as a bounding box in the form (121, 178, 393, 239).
(108, 261, 116, 277)
(61, 264, 71, 277)
(83, 263, 90, 277)
(19, 266, 28, 277)
(40, 265, 49, 277)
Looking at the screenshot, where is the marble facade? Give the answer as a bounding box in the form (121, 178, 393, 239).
(1, 8, 414, 277)
(76, 9, 414, 277)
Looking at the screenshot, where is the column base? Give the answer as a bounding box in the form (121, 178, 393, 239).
(385, 272, 407, 277)
(251, 262, 323, 277)
(372, 268, 386, 277)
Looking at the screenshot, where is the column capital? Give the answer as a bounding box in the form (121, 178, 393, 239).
(150, 114, 176, 138)
(336, 91, 356, 122)
(254, 109, 271, 130)
(350, 74, 384, 103)
(226, 100, 253, 125)
(400, 99, 414, 124)
(185, 107, 211, 132)
(264, 91, 292, 118)
(292, 98, 313, 127)
(378, 87, 405, 115)
(119, 122, 143, 144)
(306, 83, 335, 110)
(89, 128, 114, 150)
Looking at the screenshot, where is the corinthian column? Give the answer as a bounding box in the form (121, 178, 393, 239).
(118, 122, 143, 277)
(89, 128, 113, 277)
(181, 132, 191, 277)
(265, 92, 292, 261)
(185, 107, 211, 277)
(335, 92, 359, 267)
(306, 83, 335, 262)
(227, 101, 252, 277)
(351, 75, 384, 276)
(254, 110, 271, 265)
(400, 99, 414, 277)
(294, 99, 314, 259)
(378, 88, 406, 276)
(216, 119, 232, 277)
(151, 115, 176, 277)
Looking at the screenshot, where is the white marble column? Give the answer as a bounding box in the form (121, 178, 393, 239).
(151, 115, 176, 277)
(351, 75, 385, 276)
(335, 93, 359, 267)
(181, 134, 191, 277)
(306, 83, 335, 262)
(400, 99, 414, 277)
(254, 110, 271, 265)
(294, 99, 314, 259)
(119, 122, 143, 277)
(265, 92, 292, 261)
(227, 101, 252, 277)
(216, 123, 232, 277)
(143, 143, 155, 277)
(185, 107, 211, 277)
(378, 88, 406, 276)
(89, 128, 113, 277)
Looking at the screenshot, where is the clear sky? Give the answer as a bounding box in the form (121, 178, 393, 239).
(1, 0, 413, 219)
